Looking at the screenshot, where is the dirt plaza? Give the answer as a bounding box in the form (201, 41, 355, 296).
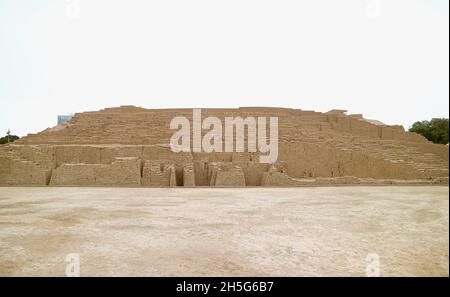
(0, 186, 448, 276)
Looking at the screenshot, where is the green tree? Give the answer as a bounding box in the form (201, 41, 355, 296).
(0, 130, 20, 144)
(409, 118, 449, 144)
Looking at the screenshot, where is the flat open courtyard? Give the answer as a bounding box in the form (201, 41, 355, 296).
(0, 186, 448, 276)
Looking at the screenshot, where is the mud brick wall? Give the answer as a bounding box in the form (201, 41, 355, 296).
(142, 161, 176, 187)
(50, 158, 141, 186)
(1, 106, 448, 187)
(183, 164, 196, 186)
(208, 163, 246, 187)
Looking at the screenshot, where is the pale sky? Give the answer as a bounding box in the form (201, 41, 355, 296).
(0, 0, 448, 137)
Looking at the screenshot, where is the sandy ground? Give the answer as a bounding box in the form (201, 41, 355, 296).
(0, 186, 448, 277)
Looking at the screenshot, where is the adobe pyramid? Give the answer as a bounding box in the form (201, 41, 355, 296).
(0, 106, 448, 186)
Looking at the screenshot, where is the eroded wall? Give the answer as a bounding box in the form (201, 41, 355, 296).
(0, 106, 448, 186)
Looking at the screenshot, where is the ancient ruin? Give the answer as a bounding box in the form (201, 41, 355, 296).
(0, 106, 448, 187)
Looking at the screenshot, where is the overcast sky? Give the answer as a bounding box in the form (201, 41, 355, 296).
(0, 0, 448, 136)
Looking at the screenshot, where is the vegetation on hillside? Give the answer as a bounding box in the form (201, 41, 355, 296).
(0, 130, 19, 144)
(409, 118, 449, 145)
